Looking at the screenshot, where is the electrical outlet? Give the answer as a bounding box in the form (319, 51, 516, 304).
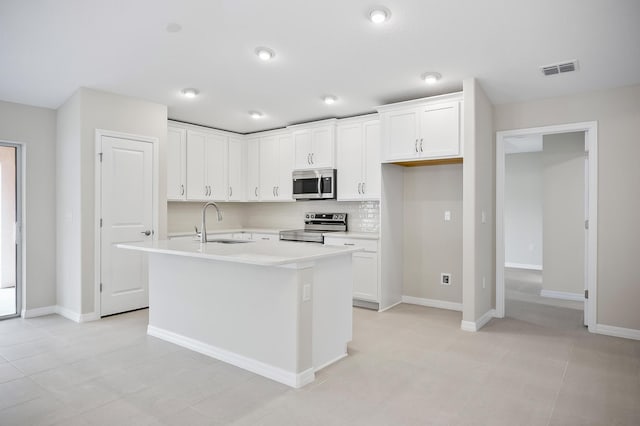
(482, 276, 486, 289)
(444, 210, 451, 221)
(441, 273, 451, 286)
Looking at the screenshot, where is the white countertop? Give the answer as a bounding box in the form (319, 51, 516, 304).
(168, 228, 285, 238)
(118, 238, 361, 266)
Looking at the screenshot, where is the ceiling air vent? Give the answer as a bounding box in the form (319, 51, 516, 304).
(540, 60, 579, 76)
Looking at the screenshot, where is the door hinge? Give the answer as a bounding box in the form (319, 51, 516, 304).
(100, 218, 103, 228)
(98, 152, 103, 162)
(100, 283, 103, 293)
(584, 219, 589, 230)
(584, 289, 589, 299)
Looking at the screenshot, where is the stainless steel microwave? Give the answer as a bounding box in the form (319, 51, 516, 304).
(292, 168, 337, 200)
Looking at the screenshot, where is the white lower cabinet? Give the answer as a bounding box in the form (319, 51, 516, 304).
(251, 232, 278, 241)
(324, 236, 380, 306)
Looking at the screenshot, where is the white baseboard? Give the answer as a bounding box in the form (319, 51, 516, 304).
(402, 296, 462, 312)
(594, 324, 640, 341)
(21, 305, 57, 318)
(147, 325, 315, 388)
(460, 309, 496, 332)
(54, 306, 100, 323)
(505, 262, 542, 271)
(540, 289, 584, 302)
(378, 300, 402, 312)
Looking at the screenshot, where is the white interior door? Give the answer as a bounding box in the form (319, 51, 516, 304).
(100, 136, 154, 316)
(583, 142, 589, 326)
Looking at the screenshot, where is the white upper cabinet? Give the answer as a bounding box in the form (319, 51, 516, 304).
(378, 93, 462, 162)
(246, 137, 260, 201)
(291, 119, 336, 170)
(259, 132, 293, 201)
(228, 137, 246, 201)
(336, 116, 381, 201)
(167, 126, 186, 200)
(186, 129, 228, 201)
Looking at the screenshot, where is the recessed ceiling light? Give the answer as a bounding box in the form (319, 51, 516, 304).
(323, 95, 337, 105)
(181, 88, 199, 98)
(249, 111, 263, 119)
(421, 72, 442, 85)
(369, 7, 390, 24)
(255, 47, 275, 61)
(166, 23, 182, 33)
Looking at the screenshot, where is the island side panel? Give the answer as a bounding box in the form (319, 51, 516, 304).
(311, 254, 353, 371)
(146, 253, 313, 384)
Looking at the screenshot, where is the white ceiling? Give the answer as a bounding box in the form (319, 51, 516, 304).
(1, 0, 639, 133)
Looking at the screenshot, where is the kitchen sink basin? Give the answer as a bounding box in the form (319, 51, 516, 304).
(206, 238, 254, 244)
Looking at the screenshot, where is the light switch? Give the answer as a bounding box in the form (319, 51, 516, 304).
(302, 284, 311, 302)
(444, 211, 451, 221)
(481, 210, 486, 224)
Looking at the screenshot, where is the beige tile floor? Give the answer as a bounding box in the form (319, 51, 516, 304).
(0, 302, 639, 425)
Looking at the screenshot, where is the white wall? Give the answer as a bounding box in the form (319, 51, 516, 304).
(504, 152, 543, 268)
(0, 147, 16, 288)
(0, 100, 57, 311)
(57, 88, 167, 316)
(462, 78, 495, 324)
(494, 83, 640, 330)
(403, 164, 463, 303)
(542, 132, 585, 295)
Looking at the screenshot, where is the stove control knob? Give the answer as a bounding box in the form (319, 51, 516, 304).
(305, 214, 309, 219)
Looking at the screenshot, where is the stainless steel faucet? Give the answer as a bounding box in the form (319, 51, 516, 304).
(200, 202, 223, 243)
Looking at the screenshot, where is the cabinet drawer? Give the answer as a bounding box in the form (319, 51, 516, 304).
(324, 237, 378, 252)
(252, 233, 278, 241)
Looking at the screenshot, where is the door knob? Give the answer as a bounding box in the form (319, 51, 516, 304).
(141, 230, 151, 236)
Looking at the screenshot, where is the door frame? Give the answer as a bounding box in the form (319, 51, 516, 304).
(495, 121, 598, 332)
(0, 140, 23, 320)
(94, 129, 159, 317)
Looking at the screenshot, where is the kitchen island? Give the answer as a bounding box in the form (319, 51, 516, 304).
(118, 238, 359, 388)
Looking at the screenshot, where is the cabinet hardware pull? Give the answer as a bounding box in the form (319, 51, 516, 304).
(255, 187, 258, 197)
(362, 182, 366, 194)
(261, 237, 269, 240)
(229, 187, 232, 197)
(358, 182, 362, 194)
(311, 153, 314, 164)
(273, 186, 276, 196)
(344, 243, 355, 246)
(180, 184, 184, 195)
(415, 139, 419, 152)
(420, 138, 424, 152)
(307, 153, 311, 164)
(276, 186, 279, 196)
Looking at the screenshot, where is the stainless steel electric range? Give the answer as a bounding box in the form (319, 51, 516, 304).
(279, 212, 347, 243)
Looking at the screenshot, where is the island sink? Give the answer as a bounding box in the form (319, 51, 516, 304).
(205, 238, 253, 244)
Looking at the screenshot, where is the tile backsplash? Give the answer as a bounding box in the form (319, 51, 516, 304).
(168, 200, 380, 234)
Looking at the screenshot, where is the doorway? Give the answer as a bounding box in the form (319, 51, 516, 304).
(96, 130, 157, 317)
(496, 122, 598, 331)
(0, 143, 21, 320)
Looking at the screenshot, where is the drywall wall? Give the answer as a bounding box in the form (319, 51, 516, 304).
(0, 100, 56, 312)
(462, 78, 495, 325)
(56, 88, 167, 316)
(56, 92, 82, 314)
(542, 132, 585, 295)
(495, 83, 640, 330)
(402, 164, 463, 303)
(0, 147, 16, 288)
(504, 152, 543, 268)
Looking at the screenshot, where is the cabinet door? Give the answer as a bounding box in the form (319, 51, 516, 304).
(228, 137, 245, 201)
(205, 133, 228, 201)
(276, 134, 294, 200)
(186, 130, 207, 200)
(310, 126, 334, 168)
(293, 130, 312, 169)
(246, 137, 260, 201)
(384, 109, 419, 160)
(336, 123, 364, 200)
(167, 127, 186, 200)
(353, 251, 379, 302)
(418, 101, 460, 158)
(259, 136, 279, 201)
(362, 120, 381, 200)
